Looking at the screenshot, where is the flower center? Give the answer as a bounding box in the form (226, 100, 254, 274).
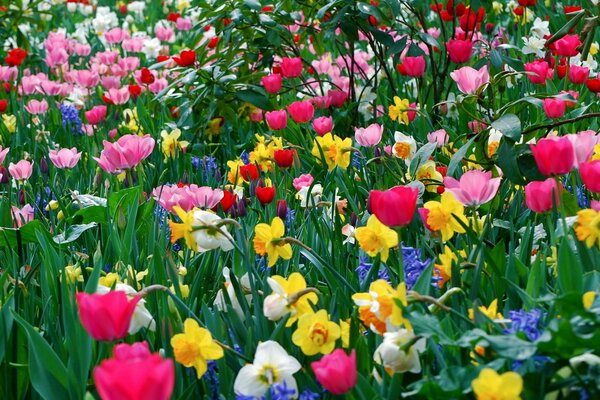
(427, 207, 450, 231)
(258, 365, 280, 385)
(309, 322, 329, 346)
(394, 142, 412, 159)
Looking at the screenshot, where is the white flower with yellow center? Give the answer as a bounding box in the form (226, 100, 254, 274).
(392, 131, 417, 165)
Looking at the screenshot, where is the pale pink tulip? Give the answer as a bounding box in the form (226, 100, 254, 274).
(8, 160, 34, 181)
(106, 87, 130, 105)
(94, 134, 155, 174)
(568, 130, 598, 167)
(450, 65, 489, 94)
(11, 204, 34, 228)
(427, 129, 449, 147)
(443, 170, 501, 207)
(0, 146, 9, 165)
(48, 147, 82, 169)
(355, 123, 383, 147)
(25, 99, 49, 115)
(152, 184, 224, 212)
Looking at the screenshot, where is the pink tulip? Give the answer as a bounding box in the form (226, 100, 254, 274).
(85, 105, 108, 125)
(554, 34, 582, 57)
(592, 200, 600, 211)
(280, 57, 303, 78)
(524, 178, 560, 213)
(287, 100, 314, 123)
(397, 56, 426, 77)
(568, 65, 589, 84)
(71, 70, 100, 87)
(580, 160, 600, 193)
(450, 65, 489, 94)
(176, 17, 193, 31)
(11, 204, 34, 228)
(568, 130, 597, 167)
(261, 73, 282, 94)
(154, 25, 174, 42)
(446, 39, 473, 63)
(369, 186, 419, 227)
(311, 349, 357, 395)
(265, 110, 288, 130)
(73, 43, 91, 57)
(39, 80, 63, 96)
(119, 57, 141, 72)
(152, 184, 224, 212)
(0, 66, 18, 81)
(76, 291, 140, 341)
(24, 99, 49, 115)
(45, 47, 69, 68)
(94, 342, 174, 400)
(427, 129, 449, 147)
(542, 98, 566, 119)
(328, 89, 348, 108)
(94, 134, 155, 174)
(104, 27, 130, 44)
(530, 136, 574, 176)
(355, 123, 383, 147)
(312, 95, 332, 109)
(293, 174, 314, 191)
(468, 121, 488, 133)
(106, 87, 130, 105)
(122, 38, 145, 52)
(8, 160, 33, 181)
(312, 116, 333, 136)
(48, 147, 82, 169)
(524, 60, 551, 85)
(443, 170, 501, 207)
(0, 146, 9, 165)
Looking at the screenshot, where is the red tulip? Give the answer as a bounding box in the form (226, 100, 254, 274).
(173, 50, 196, 67)
(140, 67, 155, 85)
(94, 341, 174, 400)
(76, 291, 140, 341)
(311, 349, 357, 395)
(256, 186, 276, 205)
(524, 178, 560, 213)
(530, 136, 574, 176)
(274, 149, 295, 168)
(239, 164, 259, 181)
(446, 39, 473, 63)
(5, 48, 27, 67)
(369, 186, 419, 227)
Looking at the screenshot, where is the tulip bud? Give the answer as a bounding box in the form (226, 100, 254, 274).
(276, 200, 288, 220)
(263, 293, 288, 321)
(39, 157, 49, 175)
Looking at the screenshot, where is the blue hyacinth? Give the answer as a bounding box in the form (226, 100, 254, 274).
(355, 256, 389, 285)
(402, 245, 432, 290)
(59, 103, 82, 134)
(503, 308, 543, 341)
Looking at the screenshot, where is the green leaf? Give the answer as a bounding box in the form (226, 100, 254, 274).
(53, 223, 97, 245)
(557, 236, 583, 294)
(448, 136, 476, 176)
(12, 312, 69, 400)
(0, 296, 14, 363)
(491, 114, 521, 141)
(236, 88, 273, 111)
(545, 10, 585, 46)
(0, 220, 53, 248)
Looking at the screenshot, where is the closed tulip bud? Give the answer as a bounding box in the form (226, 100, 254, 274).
(274, 149, 295, 168)
(311, 349, 357, 395)
(530, 136, 574, 176)
(524, 178, 561, 213)
(39, 157, 49, 174)
(276, 199, 288, 220)
(256, 186, 276, 205)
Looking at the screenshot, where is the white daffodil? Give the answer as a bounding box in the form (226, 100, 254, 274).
(189, 209, 235, 253)
(97, 283, 156, 334)
(522, 36, 547, 58)
(374, 329, 426, 374)
(530, 17, 550, 38)
(214, 267, 251, 320)
(296, 184, 323, 208)
(234, 341, 301, 398)
(392, 131, 417, 165)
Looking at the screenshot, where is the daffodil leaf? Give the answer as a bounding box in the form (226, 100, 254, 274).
(491, 114, 521, 141)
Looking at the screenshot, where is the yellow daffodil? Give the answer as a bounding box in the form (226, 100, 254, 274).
(352, 280, 411, 334)
(160, 128, 189, 159)
(355, 215, 399, 262)
(171, 319, 223, 378)
(415, 160, 443, 193)
(2, 114, 16, 133)
(423, 191, 468, 241)
(574, 209, 600, 249)
(472, 368, 523, 400)
(253, 217, 292, 267)
(63, 265, 83, 284)
(168, 206, 234, 252)
(263, 272, 318, 326)
(168, 206, 197, 250)
(311, 133, 352, 171)
(434, 245, 466, 288)
(99, 272, 120, 287)
(291, 309, 341, 356)
(583, 291, 597, 309)
(469, 299, 503, 321)
(121, 108, 142, 133)
(388, 96, 411, 124)
(249, 134, 283, 172)
(227, 159, 246, 185)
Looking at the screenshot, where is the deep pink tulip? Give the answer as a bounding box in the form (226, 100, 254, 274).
(580, 160, 600, 193)
(93, 134, 155, 174)
(398, 56, 426, 77)
(76, 291, 140, 341)
(48, 147, 82, 169)
(293, 174, 314, 191)
(327, 89, 348, 108)
(8, 160, 33, 181)
(280, 57, 303, 78)
(11, 204, 34, 228)
(369, 185, 419, 227)
(568, 130, 597, 167)
(524, 178, 560, 213)
(450, 65, 489, 94)
(94, 341, 174, 400)
(265, 110, 288, 130)
(312, 116, 333, 136)
(542, 98, 566, 119)
(85, 105, 108, 125)
(554, 34, 582, 57)
(261, 73, 282, 94)
(443, 170, 501, 207)
(524, 60, 551, 85)
(355, 123, 383, 147)
(446, 39, 473, 63)
(311, 349, 357, 395)
(530, 136, 574, 176)
(568, 65, 589, 84)
(287, 100, 314, 123)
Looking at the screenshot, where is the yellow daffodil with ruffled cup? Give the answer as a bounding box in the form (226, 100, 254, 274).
(352, 280, 411, 334)
(311, 133, 352, 171)
(249, 134, 283, 172)
(253, 217, 292, 267)
(170, 318, 224, 378)
(160, 127, 189, 159)
(388, 96, 411, 124)
(355, 215, 399, 262)
(434, 246, 467, 288)
(422, 191, 468, 241)
(263, 272, 318, 326)
(574, 208, 600, 249)
(292, 309, 341, 356)
(471, 368, 523, 400)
